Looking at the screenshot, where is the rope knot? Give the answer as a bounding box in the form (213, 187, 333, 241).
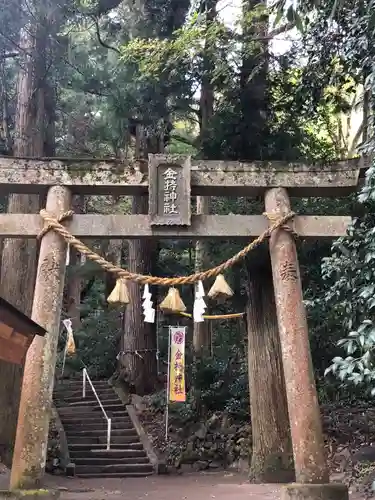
(38, 209, 74, 240)
(263, 211, 297, 237)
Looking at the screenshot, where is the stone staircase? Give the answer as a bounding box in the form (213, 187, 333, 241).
(53, 379, 155, 478)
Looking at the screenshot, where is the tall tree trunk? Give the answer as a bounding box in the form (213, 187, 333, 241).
(240, 1, 289, 482)
(44, 79, 56, 157)
(193, 0, 216, 355)
(0, 55, 11, 155)
(193, 196, 211, 354)
(240, 0, 268, 160)
(65, 196, 84, 332)
(199, 0, 216, 156)
(199, 0, 215, 156)
(0, 14, 50, 462)
(363, 67, 371, 144)
(121, 127, 158, 395)
(245, 254, 294, 483)
(0, 56, 10, 271)
(122, 195, 158, 395)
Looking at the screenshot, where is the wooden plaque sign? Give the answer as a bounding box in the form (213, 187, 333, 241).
(148, 154, 191, 226)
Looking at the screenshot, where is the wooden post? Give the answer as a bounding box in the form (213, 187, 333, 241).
(10, 185, 71, 490)
(264, 187, 329, 484)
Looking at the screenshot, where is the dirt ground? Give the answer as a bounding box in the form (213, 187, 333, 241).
(0, 470, 368, 500)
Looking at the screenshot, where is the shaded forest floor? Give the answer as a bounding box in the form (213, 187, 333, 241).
(0, 471, 370, 500)
(137, 398, 375, 498)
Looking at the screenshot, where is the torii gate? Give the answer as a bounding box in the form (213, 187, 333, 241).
(1, 154, 361, 500)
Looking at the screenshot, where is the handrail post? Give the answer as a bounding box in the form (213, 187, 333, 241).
(82, 368, 111, 450)
(83, 368, 86, 399)
(107, 418, 111, 450)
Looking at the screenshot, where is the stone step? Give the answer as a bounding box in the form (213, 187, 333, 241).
(55, 381, 111, 389)
(67, 435, 140, 445)
(54, 386, 112, 398)
(55, 389, 110, 398)
(75, 463, 154, 475)
(76, 471, 152, 478)
(53, 391, 117, 404)
(68, 443, 144, 452)
(55, 398, 121, 408)
(73, 456, 150, 466)
(59, 409, 129, 419)
(65, 428, 138, 438)
(63, 421, 134, 430)
(58, 403, 125, 413)
(61, 415, 132, 425)
(57, 380, 109, 387)
(57, 386, 111, 394)
(55, 390, 118, 402)
(54, 383, 115, 392)
(69, 448, 147, 459)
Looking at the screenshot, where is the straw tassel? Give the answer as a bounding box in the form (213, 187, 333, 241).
(159, 287, 186, 314)
(207, 274, 233, 301)
(107, 278, 130, 305)
(63, 319, 76, 356)
(66, 329, 76, 355)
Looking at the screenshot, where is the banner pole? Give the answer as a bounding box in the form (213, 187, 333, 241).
(61, 340, 68, 377)
(165, 326, 171, 441)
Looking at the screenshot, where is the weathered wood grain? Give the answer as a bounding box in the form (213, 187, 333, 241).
(0, 214, 351, 239)
(0, 156, 361, 196)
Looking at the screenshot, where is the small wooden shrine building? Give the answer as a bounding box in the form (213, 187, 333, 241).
(0, 297, 46, 365)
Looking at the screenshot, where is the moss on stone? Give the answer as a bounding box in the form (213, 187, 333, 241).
(281, 483, 348, 500)
(0, 490, 60, 499)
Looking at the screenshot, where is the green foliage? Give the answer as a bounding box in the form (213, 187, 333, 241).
(320, 164, 375, 391)
(57, 279, 120, 379)
(294, 0, 375, 394)
(151, 351, 249, 424)
(193, 354, 249, 417)
(120, 10, 235, 81)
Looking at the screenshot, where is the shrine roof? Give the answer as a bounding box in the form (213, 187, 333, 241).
(0, 297, 46, 338)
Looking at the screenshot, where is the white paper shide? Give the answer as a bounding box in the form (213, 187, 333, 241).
(142, 284, 155, 323)
(193, 280, 206, 323)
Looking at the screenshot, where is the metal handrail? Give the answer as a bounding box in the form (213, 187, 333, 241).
(82, 368, 111, 450)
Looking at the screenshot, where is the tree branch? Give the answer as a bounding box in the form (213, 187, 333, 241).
(92, 16, 120, 55)
(94, 0, 123, 16)
(0, 52, 19, 60)
(269, 21, 295, 37)
(171, 133, 197, 148)
(228, 21, 295, 43)
(0, 30, 28, 56)
(349, 121, 364, 158)
(256, 22, 295, 41)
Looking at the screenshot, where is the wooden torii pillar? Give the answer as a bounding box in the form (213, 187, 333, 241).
(10, 186, 71, 491)
(0, 154, 359, 497)
(265, 188, 348, 500)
